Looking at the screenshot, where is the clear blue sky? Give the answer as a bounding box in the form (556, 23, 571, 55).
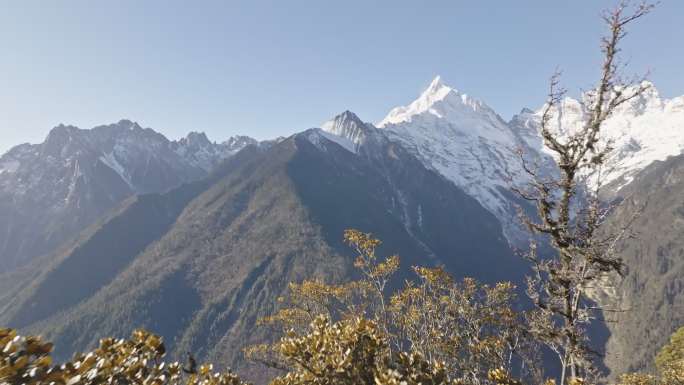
(1, 1, 682, 153)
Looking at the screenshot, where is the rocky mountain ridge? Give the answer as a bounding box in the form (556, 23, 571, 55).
(0, 119, 256, 271)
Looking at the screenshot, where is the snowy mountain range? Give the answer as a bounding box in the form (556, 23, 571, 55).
(376, 76, 548, 242)
(1, 76, 682, 272)
(318, 76, 684, 242)
(513, 83, 684, 191)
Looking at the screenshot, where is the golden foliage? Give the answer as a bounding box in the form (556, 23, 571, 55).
(656, 326, 684, 373)
(660, 359, 684, 385)
(7, 229, 680, 385)
(0, 327, 248, 385)
(389, 267, 536, 384)
(269, 315, 454, 385)
(488, 367, 523, 385)
(615, 373, 657, 385)
(616, 327, 684, 385)
(247, 230, 538, 385)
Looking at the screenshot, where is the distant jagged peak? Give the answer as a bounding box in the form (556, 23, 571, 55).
(621, 81, 663, 114)
(114, 119, 140, 129)
(174, 130, 257, 151)
(170, 131, 257, 172)
(222, 135, 258, 149)
(42, 124, 90, 157)
(320, 110, 373, 147)
(537, 81, 666, 121)
(317, 109, 396, 156)
(508, 107, 540, 132)
(378, 75, 498, 127)
(45, 123, 83, 141)
(92, 119, 143, 134)
(322, 110, 365, 129)
(1, 118, 260, 179)
(86, 120, 172, 146)
(509, 81, 670, 135)
(179, 131, 213, 147)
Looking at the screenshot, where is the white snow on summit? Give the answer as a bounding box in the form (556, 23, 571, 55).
(378, 76, 506, 141)
(377, 76, 543, 242)
(516, 82, 684, 191)
(318, 110, 374, 154)
(379, 76, 684, 242)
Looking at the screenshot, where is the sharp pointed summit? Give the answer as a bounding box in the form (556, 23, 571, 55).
(182, 131, 212, 147)
(315, 110, 375, 153)
(421, 75, 452, 100)
(321, 110, 368, 138)
(378, 76, 497, 127)
(374, 76, 552, 243)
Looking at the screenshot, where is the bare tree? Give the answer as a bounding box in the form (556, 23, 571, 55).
(511, 2, 655, 384)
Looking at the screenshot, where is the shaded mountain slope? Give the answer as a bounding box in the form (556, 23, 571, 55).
(2, 125, 525, 383)
(0, 145, 264, 323)
(602, 153, 684, 377)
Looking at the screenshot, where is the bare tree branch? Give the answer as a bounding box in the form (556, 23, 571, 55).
(511, 2, 655, 384)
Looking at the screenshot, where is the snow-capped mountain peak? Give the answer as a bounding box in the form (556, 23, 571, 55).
(378, 75, 499, 128)
(374, 76, 548, 243)
(514, 82, 684, 191)
(620, 81, 663, 115)
(319, 110, 372, 153)
(321, 110, 365, 134)
(314, 78, 682, 245)
(411, 75, 454, 110)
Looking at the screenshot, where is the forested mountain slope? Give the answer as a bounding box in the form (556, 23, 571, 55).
(0, 121, 524, 383)
(602, 152, 684, 377)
